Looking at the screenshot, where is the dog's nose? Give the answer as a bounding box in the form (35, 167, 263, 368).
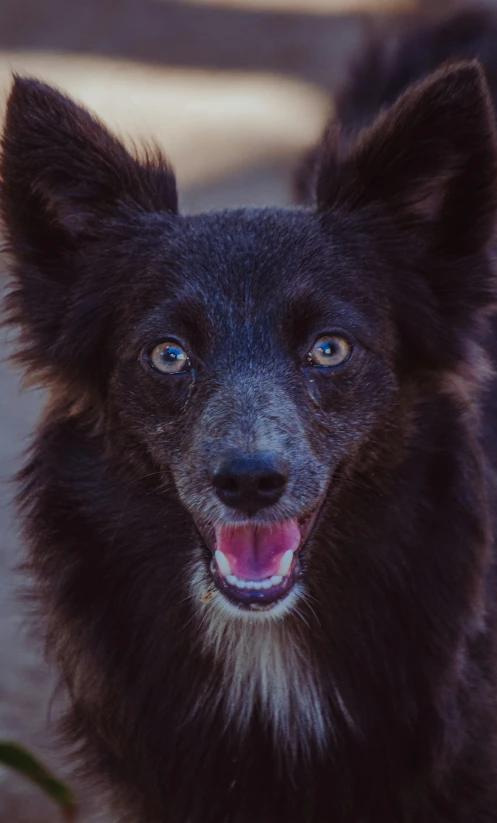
(212, 453, 289, 514)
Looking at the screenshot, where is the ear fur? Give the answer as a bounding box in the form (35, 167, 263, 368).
(316, 61, 497, 254)
(1, 75, 177, 251)
(0, 76, 178, 393)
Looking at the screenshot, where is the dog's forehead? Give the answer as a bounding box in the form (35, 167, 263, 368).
(158, 208, 387, 322)
(130, 206, 390, 347)
(176, 208, 335, 285)
(161, 207, 378, 310)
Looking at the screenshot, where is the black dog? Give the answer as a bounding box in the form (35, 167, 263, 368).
(3, 9, 497, 823)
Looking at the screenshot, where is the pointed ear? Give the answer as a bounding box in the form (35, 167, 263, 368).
(316, 61, 497, 254)
(0, 75, 177, 258)
(0, 76, 178, 394)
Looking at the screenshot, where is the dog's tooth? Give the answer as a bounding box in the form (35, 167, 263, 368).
(227, 575, 237, 585)
(262, 579, 272, 589)
(278, 549, 294, 577)
(236, 579, 247, 589)
(270, 575, 282, 586)
(214, 550, 231, 577)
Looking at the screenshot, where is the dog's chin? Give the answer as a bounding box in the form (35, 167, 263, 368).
(195, 505, 322, 613)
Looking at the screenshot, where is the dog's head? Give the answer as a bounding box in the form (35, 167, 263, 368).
(2, 63, 497, 621)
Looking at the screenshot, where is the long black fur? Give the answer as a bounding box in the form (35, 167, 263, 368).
(4, 10, 497, 823)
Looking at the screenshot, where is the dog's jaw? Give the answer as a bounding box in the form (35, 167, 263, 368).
(185, 500, 338, 756)
(193, 502, 323, 613)
(190, 551, 304, 621)
(188, 553, 332, 757)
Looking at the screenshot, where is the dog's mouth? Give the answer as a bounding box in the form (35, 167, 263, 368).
(206, 508, 319, 611)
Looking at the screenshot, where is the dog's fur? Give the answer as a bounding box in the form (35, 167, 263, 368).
(4, 10, 497, 823)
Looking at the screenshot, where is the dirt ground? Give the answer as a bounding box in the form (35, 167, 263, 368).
(0, 0, 476, 819)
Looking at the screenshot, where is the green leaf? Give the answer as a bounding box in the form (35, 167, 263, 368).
(0, 741, 77, 821)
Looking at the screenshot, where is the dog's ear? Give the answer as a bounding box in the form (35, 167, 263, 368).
(316, 61, 497, 254)
(0, 76, 177, 390)
(1, 75, 177, 255)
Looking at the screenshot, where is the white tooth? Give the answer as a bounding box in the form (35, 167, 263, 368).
(215, 550, 231, 577)
(245, 581, 254, 589)
(270, 575, 282, 586)
(236, 579, 247, 589)
(262, 579, 272, 589)
(278, 549, 294, 577)
(227, 575, 237, 585)
(251, 581, 262, 589)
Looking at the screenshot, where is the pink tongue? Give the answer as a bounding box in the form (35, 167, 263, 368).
(215, 519, 301, 580)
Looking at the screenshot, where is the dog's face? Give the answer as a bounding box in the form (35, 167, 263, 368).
(109, 208, 396, 614)
(2, 63, 497, 622)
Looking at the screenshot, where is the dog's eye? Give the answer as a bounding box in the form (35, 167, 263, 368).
(149, 341, 191, 374)
(308, 335, 352, 368)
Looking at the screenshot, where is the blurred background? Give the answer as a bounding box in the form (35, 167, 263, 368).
(0, 0, 486, 819)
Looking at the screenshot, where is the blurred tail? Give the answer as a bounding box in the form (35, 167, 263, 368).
(294, 8, 497, 204)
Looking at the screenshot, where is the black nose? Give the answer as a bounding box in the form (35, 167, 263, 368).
(212, 453, 289, 514)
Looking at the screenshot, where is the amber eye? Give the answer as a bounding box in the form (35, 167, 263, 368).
(308, 335, 352, 368)
(149, 341, 191, 374)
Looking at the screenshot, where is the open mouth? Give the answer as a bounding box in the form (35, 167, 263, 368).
(208, 509, 319, 611)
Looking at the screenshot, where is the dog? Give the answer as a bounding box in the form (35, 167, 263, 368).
(3, 9, 497, 823)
